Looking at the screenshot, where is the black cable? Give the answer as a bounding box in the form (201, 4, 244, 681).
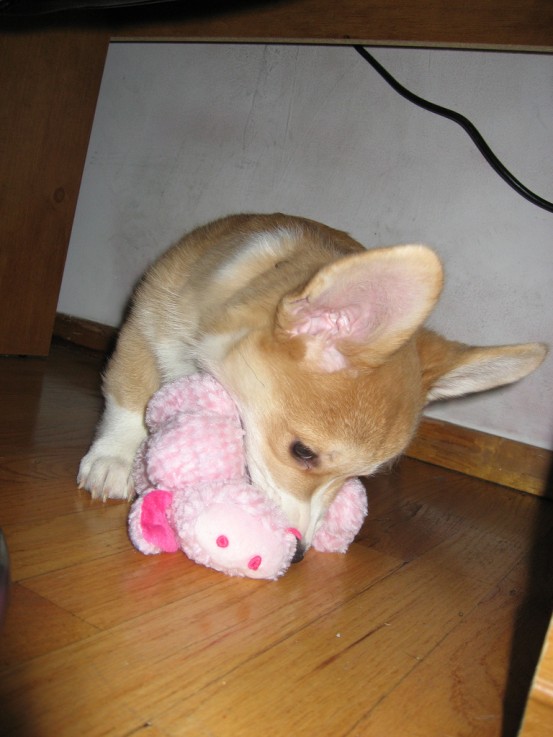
(354, 45, 553, 214)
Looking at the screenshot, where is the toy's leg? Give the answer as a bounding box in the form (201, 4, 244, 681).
(311, 478, 368, 553)
(78, 320, 160, 500)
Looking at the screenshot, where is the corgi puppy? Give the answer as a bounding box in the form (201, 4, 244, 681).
(78, 213, 546, 552)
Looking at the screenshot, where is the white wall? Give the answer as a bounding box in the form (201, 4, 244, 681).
(58, 43, 553, 449)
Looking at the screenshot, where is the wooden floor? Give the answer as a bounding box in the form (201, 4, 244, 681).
(1, 341, 552, 737)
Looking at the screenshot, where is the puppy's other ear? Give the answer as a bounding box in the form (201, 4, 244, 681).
(418, 330, 548, 403)
(276, 244, 443, 372)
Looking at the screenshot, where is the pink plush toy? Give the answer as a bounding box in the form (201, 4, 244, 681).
(128, 373, 367, 580)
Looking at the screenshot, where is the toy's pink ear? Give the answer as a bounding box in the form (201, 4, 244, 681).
(140, 490, 179, 553)
(275, 245, 442, 372)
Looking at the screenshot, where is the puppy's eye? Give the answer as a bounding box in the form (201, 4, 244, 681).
(290, 441, 318, 466)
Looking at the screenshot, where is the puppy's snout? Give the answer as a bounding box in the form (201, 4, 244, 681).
(291, 538, 306, 564)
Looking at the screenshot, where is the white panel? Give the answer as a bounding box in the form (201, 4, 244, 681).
(58, 44, 553, 449)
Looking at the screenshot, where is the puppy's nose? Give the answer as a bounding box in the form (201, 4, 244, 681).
(291, 538, 306, 564)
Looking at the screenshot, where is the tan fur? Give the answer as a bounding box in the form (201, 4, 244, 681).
(79, 213, 547, 547)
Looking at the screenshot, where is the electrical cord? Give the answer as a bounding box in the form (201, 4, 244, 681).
(354, 45, 553, 214)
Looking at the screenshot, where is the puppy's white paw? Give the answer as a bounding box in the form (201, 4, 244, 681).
(78, 450, 135, 501)
(79, 396, 146, 501)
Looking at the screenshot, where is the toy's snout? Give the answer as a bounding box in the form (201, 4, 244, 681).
(194, 502, 298, 579)
(216, 535, 262, 572)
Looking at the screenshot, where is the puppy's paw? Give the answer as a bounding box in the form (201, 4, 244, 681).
(78, 450, 135, 501)
(78, 399, 146, 501)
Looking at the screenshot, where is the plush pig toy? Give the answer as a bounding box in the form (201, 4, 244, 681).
(128, 373, 367, 580)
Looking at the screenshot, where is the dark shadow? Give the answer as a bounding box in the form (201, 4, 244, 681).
(502, 459, 553, 736)
(0, 0, 291, 31)
(0, 532, 32, 737)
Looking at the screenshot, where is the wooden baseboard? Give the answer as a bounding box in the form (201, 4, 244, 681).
(406, 417, 551, 498)
(53, 312, 552, 498)
(54, 313, 118, 353)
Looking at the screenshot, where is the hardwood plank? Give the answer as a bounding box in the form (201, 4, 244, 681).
(153, 557, 503, 736)
(23, 548, 233, 630)
(5, 503, 130, 582)
(348, 559, 529, 736)
(24, 539, 401, 630)
(0, 459, 97, 528)
(0, 344, 104, 527)
(0, 345, 103, 452)
(0, 584, 99, 671)
(0, 656, 161, 737)
(360, 459, 550, 566)
(1, 341, 552, 737)
(0, 547, 401, 737)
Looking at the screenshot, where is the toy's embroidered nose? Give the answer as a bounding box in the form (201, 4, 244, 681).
(216, 535, 229, 548)
(291, 538, 305, 564)
(248, 555, 262, 571)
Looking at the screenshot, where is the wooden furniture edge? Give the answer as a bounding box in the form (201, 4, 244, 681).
(111, 36, 553, 53)
(54, 312, 552, 497)
(66, 0, 553, 51)
(0, 27, 109, 356)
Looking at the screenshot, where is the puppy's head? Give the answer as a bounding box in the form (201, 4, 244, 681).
(224, 245, 546, 549)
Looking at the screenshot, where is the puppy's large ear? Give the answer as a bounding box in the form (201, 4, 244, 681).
(418, 330, 548, 403)
(275, 245, 443, 372)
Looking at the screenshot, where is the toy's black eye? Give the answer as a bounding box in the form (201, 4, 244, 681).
(290, 441, 318, 466)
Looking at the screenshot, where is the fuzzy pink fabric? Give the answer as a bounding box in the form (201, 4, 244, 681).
(142, 373, 245, 489)
(128, 373, 368, 579)
(140, 489, 179, 553)
(312, 478, 367, 553)
(172, 481, 297, 579)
